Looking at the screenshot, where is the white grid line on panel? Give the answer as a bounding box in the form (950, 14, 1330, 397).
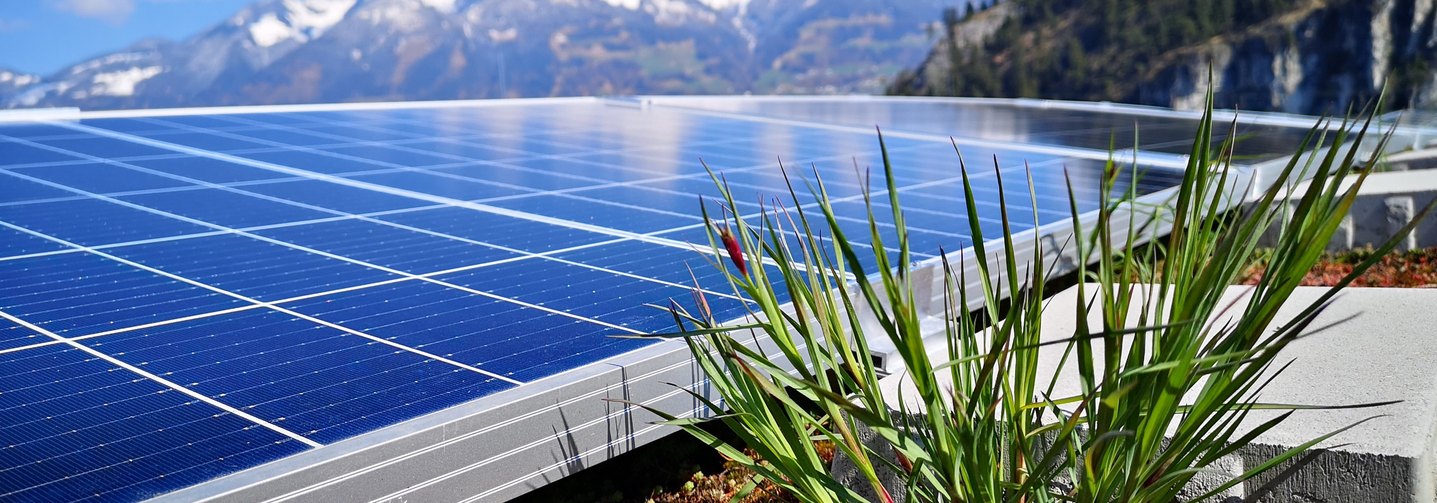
(0, 133, 750, 306)
(0, 215, 526, 386)
(0, 203, 452, 262)
(53, 121, 832, 274)
(173, 112, 962, 255)
(0, 270, 324, 448)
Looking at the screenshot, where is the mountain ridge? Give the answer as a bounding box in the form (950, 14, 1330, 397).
(5, 0, 969, 110)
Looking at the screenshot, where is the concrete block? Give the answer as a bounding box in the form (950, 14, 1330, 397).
(1387, 195, 1418, 252)
(1260, 169, 1437, 251)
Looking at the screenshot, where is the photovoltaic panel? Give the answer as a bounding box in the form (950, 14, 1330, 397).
(85, 309, 515, 444)
(237, 179, 437, 214)
(345, 170, 534, 200)
(0, 97, 1352, 502)
(104, 234, 399, 301)
(121, 156, 290, 183)
(0, 251, 247, 336)
(654, 97, 1334, 161)
(373, 205, 618, 253)
(0, 344, 308, 502)
(279, 280, 641, 382)
(252, 219, 523, 275)
(0, 198, 215, 246)
(0, 176, 74, 203)
(14, 162, 192, 193)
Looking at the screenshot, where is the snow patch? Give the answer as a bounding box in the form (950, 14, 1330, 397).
(602, 0, 641, 10)
(0, 71, 38, 87)
(249, 13, 293, 47)
(90, 66, 163, 96)
(248, 0, 356, 47)
(69, 53, 146, 75)
(10, 83, 59, 106)
(286, 0, 356, 35)
(421, 0, 457, 13)
(696, 0, 748, 10)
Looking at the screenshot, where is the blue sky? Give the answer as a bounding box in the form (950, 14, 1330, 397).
(0, 0, 256, 76)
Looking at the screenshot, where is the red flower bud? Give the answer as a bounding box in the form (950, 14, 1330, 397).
(894, 447, 913, 473)
(719, 224, 747, 277)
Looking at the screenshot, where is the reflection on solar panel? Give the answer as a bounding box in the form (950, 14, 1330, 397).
(0, 97, 1364, 502)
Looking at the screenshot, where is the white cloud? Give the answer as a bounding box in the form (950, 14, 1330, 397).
(50, 0, 136, 25)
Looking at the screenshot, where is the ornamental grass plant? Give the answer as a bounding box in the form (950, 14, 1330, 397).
(625, 91, 1437, 503)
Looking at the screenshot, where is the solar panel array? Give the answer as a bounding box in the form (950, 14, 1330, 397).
(2, 98, 1210, 501)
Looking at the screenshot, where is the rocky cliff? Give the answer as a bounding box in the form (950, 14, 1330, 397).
(893, 0, 1437, 115)
(1139, 0, 1437, 114)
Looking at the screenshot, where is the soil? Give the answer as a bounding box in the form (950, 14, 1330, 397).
(508, 423, 807, 503)
(1240, 246, 1437, 288)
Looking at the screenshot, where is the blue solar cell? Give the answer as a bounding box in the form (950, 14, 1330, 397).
(375, 206, 615, 253)
(428, 163, 601, 191)
(240, 179, 433, 214)
(283, 280, 649, 381)
(0, 124, 80, 138)
(88, 309, 516, 444)
(0, 344, 308, 502)
(320, 145, 460, 167)
(631, 175, 734, 196)
(389, 140, 523, 161)
(437, 257, 741, 334)
(0, 175, 75, 204)
(32, 136, 176, 159)
(137, 130, 276, 152)
(0, 198, 213, 246)
(550, 240, 771, 317)
(228, 127, 351, 147)
(0, 252, 246, 336)
(489, 193, 701, 234)
(0, 316, 43, 352)
(296, 124, 426, 142)
(0, 141, 79, 164)
(154, 114, 280, 129)
(78, 118, 177, 134)
(253, 218, 522, 275)
(122, 156, 289, 183)
(347, 170, 531, 200)
(0, 227, 68, 259)
(714, 168, 869, 200)
(501, 157, 665, 182)
(106, 234, 397, 301)
(13, 162, 193, 193)
(120, 188, 334, 228)
(233, 149, 379, 174)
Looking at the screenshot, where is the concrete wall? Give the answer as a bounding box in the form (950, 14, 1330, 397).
(1262, 166, 1437, 251)
(862, 285, 1437, 502)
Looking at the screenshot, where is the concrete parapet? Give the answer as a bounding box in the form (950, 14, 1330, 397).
(1262, 168, 1437, 251)
(864, 285, 1437, 502)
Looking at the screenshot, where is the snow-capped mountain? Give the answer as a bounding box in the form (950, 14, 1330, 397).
(0, 69, 41, 101)
(5, 0, 970, 109)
